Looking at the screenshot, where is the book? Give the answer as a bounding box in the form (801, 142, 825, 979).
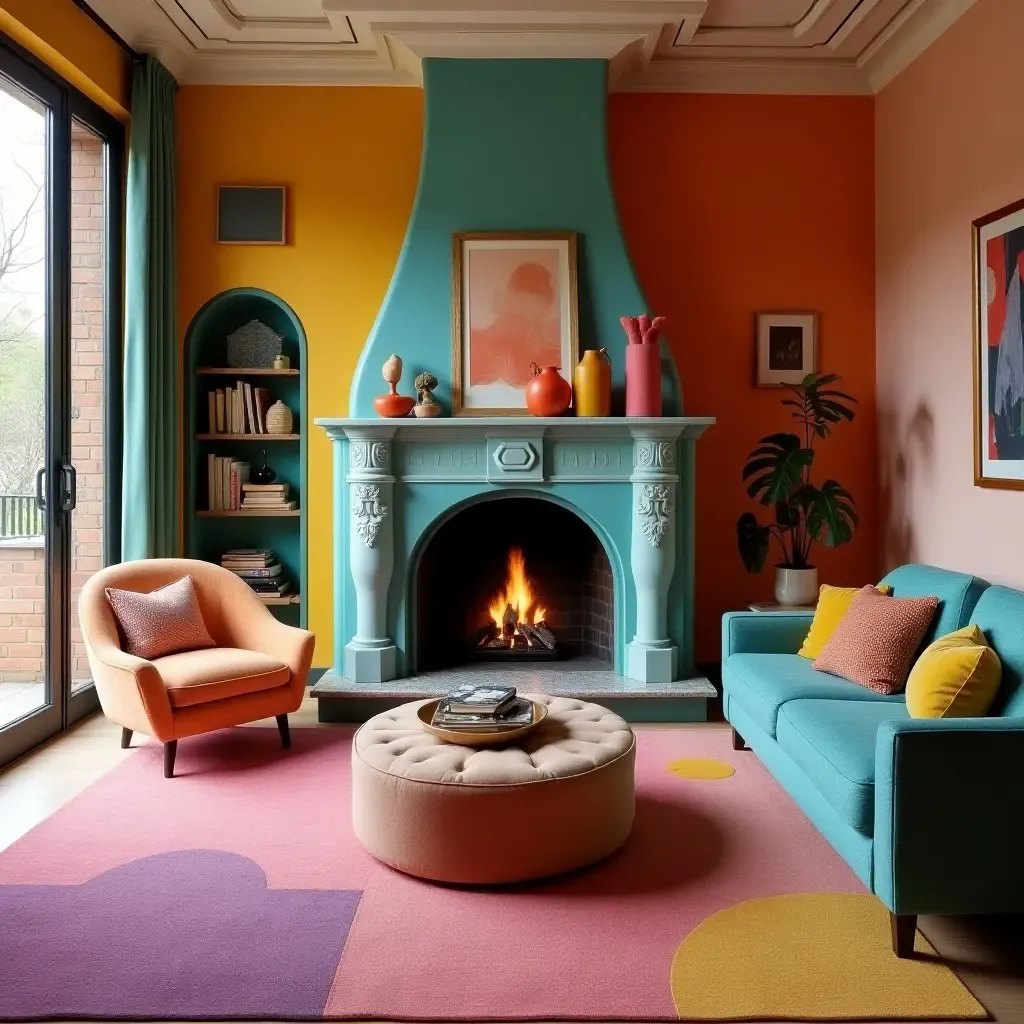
(247, 580, 292, 595)
(229, 461, 250, 510)
(207, 391, 217, 434)
(242, 482, 289, 492)
(432, 698, 534, 731)
(244, 382, 256, 434)
(223, 548, 274, 557)
(253, 388, 270, 434)
(207, 453, 217, 510)
(241, 499, 298, 511)
(227, 564, 283, 579)
(441, 686, 517, 715)
(215, 390, 226, 433)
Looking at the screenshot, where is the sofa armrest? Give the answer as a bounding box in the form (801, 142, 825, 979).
(721, 611, 814, 661)
(83, 635, 175, 740)
(873, 717, 1024, 916)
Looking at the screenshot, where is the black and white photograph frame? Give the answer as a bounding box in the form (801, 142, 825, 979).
(756, 312, 818, 386)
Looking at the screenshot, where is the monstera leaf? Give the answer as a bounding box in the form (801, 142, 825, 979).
(803, 480, 858, 546)
(782, 372, 857, 439)
(741, 433, 814, 506)
(737, 512, 771, 574)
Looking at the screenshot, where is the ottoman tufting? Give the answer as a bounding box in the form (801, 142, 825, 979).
(351, 694, 636, 883)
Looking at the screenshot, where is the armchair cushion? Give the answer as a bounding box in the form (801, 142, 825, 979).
(724, 653, 902, 738)
(105, 575, 215, 660)
(155, 648, 290, 708)
(777, 699, 910, 835)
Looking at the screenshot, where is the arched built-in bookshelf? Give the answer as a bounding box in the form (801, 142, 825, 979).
(185, 288, 307, 628)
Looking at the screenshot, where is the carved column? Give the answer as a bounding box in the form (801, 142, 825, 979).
(628, 431, 679, 683)
(344, 431, 397, 682)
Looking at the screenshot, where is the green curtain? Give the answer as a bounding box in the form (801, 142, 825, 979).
(122, 56, 178, 560)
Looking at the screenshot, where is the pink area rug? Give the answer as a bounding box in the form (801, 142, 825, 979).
(0, 726, 966, 1021)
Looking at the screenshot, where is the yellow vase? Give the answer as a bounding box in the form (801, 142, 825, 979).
(573, 348, 612, 416)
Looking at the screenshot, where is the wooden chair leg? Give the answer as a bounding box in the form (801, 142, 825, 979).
(731, 727, 747, 751)
(276, 714, 292, 749)
(120, 727, 133, 749)
(163, 740, 178, 779)
(890, 913, 918, 958)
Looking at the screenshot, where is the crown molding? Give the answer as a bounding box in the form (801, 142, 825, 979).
(83, 0, 979, 95)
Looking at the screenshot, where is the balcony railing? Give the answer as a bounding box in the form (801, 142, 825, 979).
(0, 494, 43, 539)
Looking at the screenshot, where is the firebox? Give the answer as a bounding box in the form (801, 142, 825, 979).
(416, 497, 614, 672)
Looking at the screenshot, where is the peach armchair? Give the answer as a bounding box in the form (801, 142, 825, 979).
(79, 558, 315, 777)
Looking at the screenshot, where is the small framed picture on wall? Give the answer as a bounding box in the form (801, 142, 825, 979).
(756, 312, 817, 386)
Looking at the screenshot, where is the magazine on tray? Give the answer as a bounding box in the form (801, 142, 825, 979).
(432, 697, 534, 730)
(442, 685, 517, 714)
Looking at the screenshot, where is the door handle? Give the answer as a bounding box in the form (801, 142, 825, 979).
(34, 466, 46, 511)
(60, 463, 77, 513)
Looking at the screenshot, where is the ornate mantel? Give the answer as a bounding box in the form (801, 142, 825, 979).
(315, 416, 714, 685)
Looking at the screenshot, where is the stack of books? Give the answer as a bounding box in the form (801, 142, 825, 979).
(207, 456, 249, 510)
(241, 482, 297, 511)
(220, 548, 292, 600)
(207, 382, 273, 435)
(431, 686, 534, 732)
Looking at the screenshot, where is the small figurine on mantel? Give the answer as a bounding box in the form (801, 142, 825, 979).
(373, 354, 416, 418)
(413, 373, 441, 418)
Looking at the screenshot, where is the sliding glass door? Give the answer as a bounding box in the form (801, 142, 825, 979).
(0, 39, 123, 767)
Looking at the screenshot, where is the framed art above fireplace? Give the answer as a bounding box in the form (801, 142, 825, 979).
(451, 232, 578, 416)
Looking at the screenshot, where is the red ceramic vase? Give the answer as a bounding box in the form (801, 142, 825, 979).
(525, 363, 572, 417)
(625, 343, 662, 416)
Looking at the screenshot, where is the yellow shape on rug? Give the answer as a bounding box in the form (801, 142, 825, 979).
(667, 758, 735, 780)
(670, 893, 986, 1021)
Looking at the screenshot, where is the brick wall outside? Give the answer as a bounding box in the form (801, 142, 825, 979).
(0, 128, 105, 686)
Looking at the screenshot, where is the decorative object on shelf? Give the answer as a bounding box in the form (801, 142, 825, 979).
(622, 315, 666, 417)
(373, 354, 416, 418)
(525, 362, 572, 417)
(737, 372, 858, 605)
(272, 354, 290, 370)
(756, 312, 817, 386)
(265, 400, 294, 435)
(413, 372, 441, 417)
(250, 449, 277, 485)
(573, 347, 611, 416)
(973, 197, 1024, 489)
(452, 231, 579, 416)
(225, 318, 283, 368)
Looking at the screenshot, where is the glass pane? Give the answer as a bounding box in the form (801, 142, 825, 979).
(0, 78, 47, 726)
(70, 119, 106, 694)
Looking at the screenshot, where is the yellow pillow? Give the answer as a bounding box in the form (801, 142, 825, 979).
(798, 584, 892, 659)
(905, 625, 1001, 719)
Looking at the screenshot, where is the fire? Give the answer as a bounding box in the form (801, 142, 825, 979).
(488, 548, 546, 636)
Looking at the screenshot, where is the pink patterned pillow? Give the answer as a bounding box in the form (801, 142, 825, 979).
(813, 585, 938, 695)
(105, 575, 216, 660)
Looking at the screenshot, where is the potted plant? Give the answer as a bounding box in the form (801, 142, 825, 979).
(737, 372, 858, 605)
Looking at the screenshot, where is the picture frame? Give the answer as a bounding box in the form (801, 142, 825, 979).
(973, 197, 1024, 489)
(452, 232, 578, 416)
(755, 312, 818, 387)
(216, 186, 287, 245)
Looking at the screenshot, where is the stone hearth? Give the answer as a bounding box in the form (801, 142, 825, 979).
(313, 416, 714, 719)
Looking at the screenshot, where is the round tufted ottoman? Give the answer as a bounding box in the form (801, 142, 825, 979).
(351, 694, 636, 884)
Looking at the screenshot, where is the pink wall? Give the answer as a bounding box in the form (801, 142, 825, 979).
(876, 0, 1024, 583)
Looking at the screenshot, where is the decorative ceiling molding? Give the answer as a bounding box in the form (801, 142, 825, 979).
(84, 0, 978, 94)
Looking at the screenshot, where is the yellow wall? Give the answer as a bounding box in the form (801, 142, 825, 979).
(177, 85, 424, 665)
(0, 0, 130, 118)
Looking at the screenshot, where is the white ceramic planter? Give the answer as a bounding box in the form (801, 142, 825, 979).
(775, 567, 819, 607)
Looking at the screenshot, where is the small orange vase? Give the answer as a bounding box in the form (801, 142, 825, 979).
(525, 363, 572, 417)
(573, 348, 612, 416)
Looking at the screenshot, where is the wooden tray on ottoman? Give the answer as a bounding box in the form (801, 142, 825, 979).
(417, 698, 547, 748)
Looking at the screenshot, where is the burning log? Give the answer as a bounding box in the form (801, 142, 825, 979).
(520, 622, 555, 650)
(471, 622, 500, 648)
(502, 603, 517, 641)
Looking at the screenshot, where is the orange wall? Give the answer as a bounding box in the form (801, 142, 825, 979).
(610, 94, 877, 662)
(876, 0, 1024, 586)
(0, 0, 131, 118)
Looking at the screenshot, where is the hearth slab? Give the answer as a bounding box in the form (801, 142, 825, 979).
(312, 662, 716, 724)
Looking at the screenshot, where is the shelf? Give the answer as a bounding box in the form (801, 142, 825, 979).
(197, 509, 301, 517)
(197, 366, 299, 376)
(258, 593, 300, 606)
(195, 433, 299, 441)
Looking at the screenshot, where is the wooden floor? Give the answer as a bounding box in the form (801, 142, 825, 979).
(1, 696, 1022, 1024)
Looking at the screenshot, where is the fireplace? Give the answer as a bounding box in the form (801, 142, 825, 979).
(416, 496, 614, 671)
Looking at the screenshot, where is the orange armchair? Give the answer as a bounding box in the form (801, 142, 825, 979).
(79, 558, 315, 777)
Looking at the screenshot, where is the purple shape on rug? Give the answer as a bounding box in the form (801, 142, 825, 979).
(0, 849, 360, 1020)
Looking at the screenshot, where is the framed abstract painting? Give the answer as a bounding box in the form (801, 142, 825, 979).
(451, 232, 578, 416)
(974, 198, 1024, 489)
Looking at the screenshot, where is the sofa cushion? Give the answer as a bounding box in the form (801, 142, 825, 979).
(776, 699, 910, 836)
(724, 653, 903, 739)
(155, 648, 290, 708)
(878, 564, 988, 650)
(970, 586, 1024, 717)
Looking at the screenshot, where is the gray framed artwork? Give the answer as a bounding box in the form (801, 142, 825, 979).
(217, 186, 287, 245)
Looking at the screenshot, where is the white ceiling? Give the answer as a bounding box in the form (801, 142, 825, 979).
(85, 0, 977, 94)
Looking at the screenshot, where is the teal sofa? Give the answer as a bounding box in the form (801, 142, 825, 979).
(722, 564, 1024, 957)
